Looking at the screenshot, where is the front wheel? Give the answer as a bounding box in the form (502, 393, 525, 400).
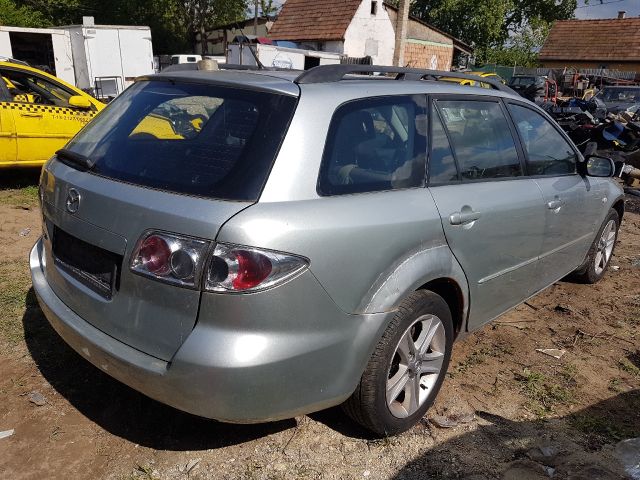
(342, 290, 453, 436)
(571, 209, 620, 284)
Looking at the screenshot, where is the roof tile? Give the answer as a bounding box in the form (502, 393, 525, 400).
(540, 18, 640, 62)
(268, 0, 362, 41)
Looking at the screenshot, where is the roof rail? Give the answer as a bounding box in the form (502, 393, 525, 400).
(295, 64, 515, 93)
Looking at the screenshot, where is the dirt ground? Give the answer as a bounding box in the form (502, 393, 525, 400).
(0, 170, 638, 480)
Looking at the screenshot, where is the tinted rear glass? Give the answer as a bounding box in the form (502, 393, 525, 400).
(64, 80, 297, 201)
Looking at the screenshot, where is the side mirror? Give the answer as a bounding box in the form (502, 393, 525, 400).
(579, 155, 615, 177)
(68, 95, 92, 109)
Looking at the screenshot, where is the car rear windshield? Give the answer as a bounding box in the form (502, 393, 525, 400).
(64, 80, 298, 201)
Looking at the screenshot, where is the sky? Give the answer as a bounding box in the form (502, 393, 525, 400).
(572, 0, 636, 19)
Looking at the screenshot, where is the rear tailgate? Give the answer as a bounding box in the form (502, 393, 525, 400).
(37, 77, 298, 361)
(40, 161, 250, 361)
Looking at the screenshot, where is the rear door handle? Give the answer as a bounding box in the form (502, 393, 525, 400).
(449, 209, 481, 226)
(547, 199, 565, 210)
(20, 112, 43, 118)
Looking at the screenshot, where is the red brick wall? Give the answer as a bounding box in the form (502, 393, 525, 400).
(404, 42, 453, 71)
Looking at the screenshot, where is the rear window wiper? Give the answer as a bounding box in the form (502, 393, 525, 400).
(55, 149, 93, 172)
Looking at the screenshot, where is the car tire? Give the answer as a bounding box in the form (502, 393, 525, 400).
(342, 290, 453, 436)
(570, 209, 620, 284)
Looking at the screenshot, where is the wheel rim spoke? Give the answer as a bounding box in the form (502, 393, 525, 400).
(397, 332, 416, 362)
(594, 251, 604, 274)
(415, 316, 438, 356)
(421, 351, 445, 373)
(386, 366, 409, 404)
(406, 376, 421, 414)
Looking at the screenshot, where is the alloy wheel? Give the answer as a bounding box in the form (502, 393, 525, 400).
(386, 314, 446, 418)
(594, 219, 616, 276)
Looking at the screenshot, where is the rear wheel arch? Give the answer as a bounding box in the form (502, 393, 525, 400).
(417, 278, 465, 338)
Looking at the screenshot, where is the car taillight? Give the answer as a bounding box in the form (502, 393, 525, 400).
(130, 231, 308, 293)
(130, 231, 210, 289)
(205, 243, 308, 293)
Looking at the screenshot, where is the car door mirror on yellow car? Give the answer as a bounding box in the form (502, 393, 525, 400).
(68, 96, 92, 109)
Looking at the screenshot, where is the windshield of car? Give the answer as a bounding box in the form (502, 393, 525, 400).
(64, 80, 298, 201)
(596, 87, 640, 103)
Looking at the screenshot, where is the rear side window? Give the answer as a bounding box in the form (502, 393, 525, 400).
(436, 100, 522, 180)
(428, 103, 457, 184)
(508, 104, 577, 176)
(318, 95, 427, 196)
(64, 81, 297, 201)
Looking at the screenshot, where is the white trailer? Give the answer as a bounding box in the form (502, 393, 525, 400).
(227, 44, 343, 70)
(60, 17, 154, 99)
(0, 26, 75, 84)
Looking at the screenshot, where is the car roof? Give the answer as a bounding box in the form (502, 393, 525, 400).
(147, 69, 302, 96)
(145, 66, 522, 101)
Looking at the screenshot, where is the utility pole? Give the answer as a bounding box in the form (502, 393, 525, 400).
(254, 0, 259, 36)
(393, 0, 410, 66)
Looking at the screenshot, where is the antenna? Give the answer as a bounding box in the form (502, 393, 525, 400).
(233, 21, 265, 70)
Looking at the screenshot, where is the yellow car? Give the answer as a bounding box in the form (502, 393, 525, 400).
(0, 61, 104, 168)
(441, 71, 506, 89)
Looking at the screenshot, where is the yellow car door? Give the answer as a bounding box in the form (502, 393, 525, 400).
(0, 65, 102, 167)
(0, 76, 17, 165)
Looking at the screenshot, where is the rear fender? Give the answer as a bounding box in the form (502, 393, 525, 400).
(356, 244, 469, 327)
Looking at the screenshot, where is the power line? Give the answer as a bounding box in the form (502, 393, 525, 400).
(576, 0, 628, 9)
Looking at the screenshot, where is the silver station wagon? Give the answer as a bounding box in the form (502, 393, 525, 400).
(31, 65, 624, 435)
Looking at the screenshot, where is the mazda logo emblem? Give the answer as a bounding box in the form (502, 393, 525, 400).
(66, 188, 81, 214)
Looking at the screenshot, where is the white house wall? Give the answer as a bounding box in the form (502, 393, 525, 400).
(343, 0, 395, 65)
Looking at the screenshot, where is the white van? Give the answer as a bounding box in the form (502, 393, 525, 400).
(170, 54, 202, 65)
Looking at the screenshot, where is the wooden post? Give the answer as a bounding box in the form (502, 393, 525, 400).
(393, 0, 410, 66)
(254, 0, 259, 35)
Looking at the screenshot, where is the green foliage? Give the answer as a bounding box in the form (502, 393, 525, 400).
(407, 0, 579, 65)
(179, 0, 249, 53)
(5, 0, 250, 54)
(15, 0, 87, 25)
(0, 0, 48, 27)
(259, 0, 279, 17)
(484, 24, 550, 67)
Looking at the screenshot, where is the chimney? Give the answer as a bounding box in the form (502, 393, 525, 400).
(82, 16, 95, 26)
(617, 11, 626, 19)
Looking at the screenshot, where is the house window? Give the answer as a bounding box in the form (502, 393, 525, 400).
(371, 1, 378, 15)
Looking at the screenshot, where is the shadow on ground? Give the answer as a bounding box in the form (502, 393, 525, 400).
(22, 287, 640, 475)
(1, 168, 41, 190)
(22, 288, 295, 451)
(392, 390, 640, 479)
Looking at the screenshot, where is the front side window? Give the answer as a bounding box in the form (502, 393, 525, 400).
(436, 100, 522, 180)
(319, 95, 428, 195)
(1, 69, 76, 107)
(64, 81, 298, 201)
(508, 104, 577, 176)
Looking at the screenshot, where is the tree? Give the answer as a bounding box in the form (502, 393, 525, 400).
(0, 0, 48, 27)
(259, 0, 279, 18)
(485, 23, 551, 67)
(179, 0, 248, 54)
(408, 0, 578, 64)
(14, 0, 89, 25)
(7, 0, 251, 54)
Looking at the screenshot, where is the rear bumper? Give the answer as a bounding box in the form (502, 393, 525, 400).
(30, 238, 391, 423)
